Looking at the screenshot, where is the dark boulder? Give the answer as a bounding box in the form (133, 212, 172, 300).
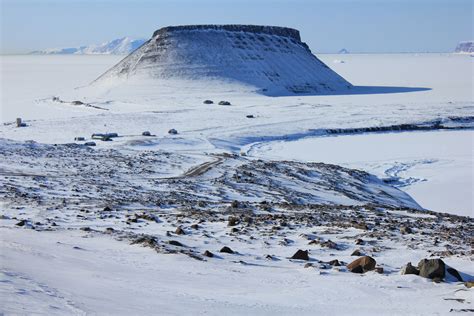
(168, 240, 184, 247)
(203, 250, 214, 258)
(327, 259, 341, 266)
(203, 100, 214, 104)
(218, 101, 231, 105)
(291, 249, 309, 260)
(220, 246, 234, 254)
(401, 262, 419, 275)
(16, 220, 27, 227)
(227, 216, 239, 226)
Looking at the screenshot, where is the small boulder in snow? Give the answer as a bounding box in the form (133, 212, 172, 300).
(291, 249, 309, 260)
(175, 227, 185, 235)
(417, 258, 445, 280)
(400, 226, 412, 234)
(168, 128, 178, 135)
(227, 216, 239, 226)
(203, 100, 214, 104)
(401, 262, 419, 275)
(218, 101, 231, 106)
(347, 256, 376, 273)
(220, 246, 234, 254)
(203, 250, 214, 258)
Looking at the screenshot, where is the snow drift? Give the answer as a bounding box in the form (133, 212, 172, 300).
(92, 25, 352, 96)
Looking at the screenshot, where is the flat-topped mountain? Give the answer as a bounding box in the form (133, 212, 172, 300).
(93, 25, 352, 96)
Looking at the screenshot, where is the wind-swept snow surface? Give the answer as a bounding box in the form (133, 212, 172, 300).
(1, 51, 473, 315)
(250, 130, 474, 216)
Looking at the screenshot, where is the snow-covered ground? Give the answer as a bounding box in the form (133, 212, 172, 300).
(1, 53, 473, 315)
(250, 130, 473, 216)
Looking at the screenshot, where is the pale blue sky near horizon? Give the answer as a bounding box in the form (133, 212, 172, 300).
(0, 0, 472, 54)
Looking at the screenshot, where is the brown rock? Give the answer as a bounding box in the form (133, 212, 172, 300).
(175, 227, 185, 235)
(228, 216, 239, 226)
(347, 256, 376, 273)
(321, 240, 339, 250)
(351, 249, 362, 256)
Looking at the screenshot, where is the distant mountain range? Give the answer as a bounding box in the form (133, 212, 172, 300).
(30, 37, 147, 55)
(454, 41, 473, 54)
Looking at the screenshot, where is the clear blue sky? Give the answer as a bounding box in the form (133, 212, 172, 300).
(1, 0, 472, 54)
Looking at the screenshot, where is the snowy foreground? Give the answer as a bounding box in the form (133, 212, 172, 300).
(1, 53, 473, 315)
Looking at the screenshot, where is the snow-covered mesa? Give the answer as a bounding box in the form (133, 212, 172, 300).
(91, 25, 352, 96)
(30, 37, 146, 55)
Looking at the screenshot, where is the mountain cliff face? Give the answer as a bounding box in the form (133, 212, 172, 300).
(454, 41, 473, 54)
(30, 37, 146, 55)
(93, 25, 352, 96)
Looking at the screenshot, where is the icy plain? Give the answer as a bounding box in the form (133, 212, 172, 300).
(0, 53, 473, 315)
